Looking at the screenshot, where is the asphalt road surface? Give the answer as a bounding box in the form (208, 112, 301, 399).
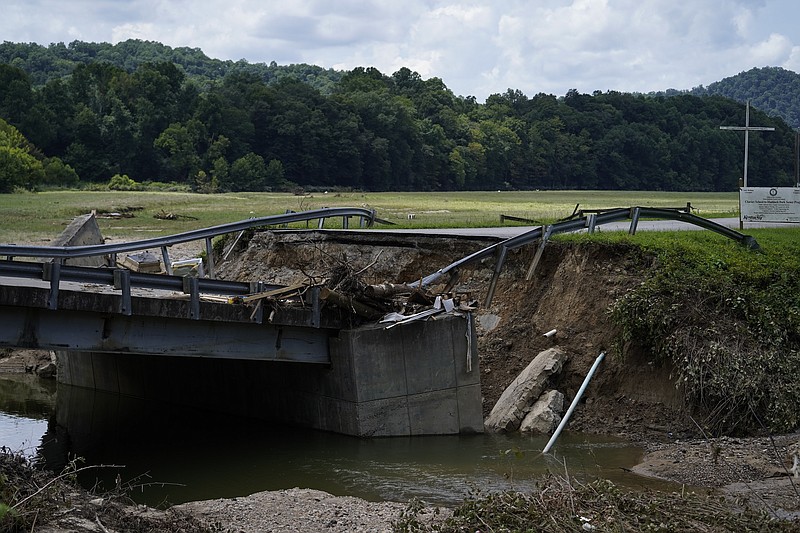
(370, 217, 794, 239)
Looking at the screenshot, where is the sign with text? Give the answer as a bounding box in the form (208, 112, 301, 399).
(739, 187, 800, 224)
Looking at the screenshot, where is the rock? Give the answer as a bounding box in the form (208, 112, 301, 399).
(520, 389, 565, 434)
(477, 313, 501, 332)
(485, 347, 567, 432)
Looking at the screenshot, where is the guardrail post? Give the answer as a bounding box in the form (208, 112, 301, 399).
(205, 237, 215, 279)
(628, 207, 641, 235)
(586, 213, 597, 234)
(183, 276, 200, 320)
(526, 225, 553, 281)
(161, 246, 173, 275)
(484, 245, 508, 307)
(44, 262, 61, 310)
(251, 281, 264, 323)
(342, 216, 349, 229)
(113, 269, 132, 316)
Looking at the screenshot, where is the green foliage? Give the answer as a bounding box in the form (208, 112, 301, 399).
(107, 174, 140, 191)
(0, 145, 44, 192)
(683, 66, 800, 130)
(193, 170, 219, 194)
(42, 157, 79, 187)
(0, 118, 45, 192)
(611, 230, 800, 434)
(0, 40, 343, 93)
(225, 152, 269, 192)
(0, 45, 798, 192)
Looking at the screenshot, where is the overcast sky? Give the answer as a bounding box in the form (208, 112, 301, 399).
(4, 0, 799, 101)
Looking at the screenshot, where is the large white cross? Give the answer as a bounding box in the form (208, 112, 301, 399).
(720, 100, 775, 187)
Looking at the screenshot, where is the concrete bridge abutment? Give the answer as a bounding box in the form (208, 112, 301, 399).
(56, 314, 483, 437)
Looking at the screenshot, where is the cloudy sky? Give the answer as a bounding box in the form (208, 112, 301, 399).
(4, 0, 799, 101)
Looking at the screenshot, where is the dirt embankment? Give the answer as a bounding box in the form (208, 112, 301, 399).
(215, 230, 800, 518)
(217, 230, 684, 436)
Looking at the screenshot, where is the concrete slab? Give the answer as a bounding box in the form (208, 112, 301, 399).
(350, 325, 408, 402)
(457, 383, 484, 433)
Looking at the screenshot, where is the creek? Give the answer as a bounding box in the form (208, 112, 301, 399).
(1, 374, 664, 507)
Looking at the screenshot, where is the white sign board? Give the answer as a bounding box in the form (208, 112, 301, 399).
(739, 187, 800, 223)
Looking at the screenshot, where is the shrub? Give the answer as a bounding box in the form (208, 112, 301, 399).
(611, 230, 800, 434)
(107, 174, 140, 191)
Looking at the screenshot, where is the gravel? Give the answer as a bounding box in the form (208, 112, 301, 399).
(175, 488, 447, 533)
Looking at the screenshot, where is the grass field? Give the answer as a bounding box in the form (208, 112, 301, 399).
(0, 189, 741, 244)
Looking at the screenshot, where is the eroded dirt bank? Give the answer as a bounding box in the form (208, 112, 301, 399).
(217, 230, 682, 435)
(213, 229, 800, 520)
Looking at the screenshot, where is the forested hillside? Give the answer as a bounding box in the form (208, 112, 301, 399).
(0, 40, 342, 94)
(0, 40, 797, 193)
(656, 66, 800, 130)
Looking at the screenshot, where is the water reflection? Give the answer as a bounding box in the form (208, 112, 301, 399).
(0, 375, 55, 456)
(1, 377, 656, 507)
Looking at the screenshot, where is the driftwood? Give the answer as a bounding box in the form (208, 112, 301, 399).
(319, 287, 384, 320)
(363, 282, 415, 299)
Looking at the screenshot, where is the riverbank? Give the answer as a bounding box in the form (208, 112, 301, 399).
(2, 227, 799, 530)
(3, 447, 795, 532)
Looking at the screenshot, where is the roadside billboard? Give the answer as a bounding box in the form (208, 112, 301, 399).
(739, 187, 800, 224)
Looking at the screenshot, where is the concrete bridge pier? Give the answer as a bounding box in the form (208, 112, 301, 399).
(56, 314, 483, 437)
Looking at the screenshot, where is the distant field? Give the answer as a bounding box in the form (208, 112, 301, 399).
(0, 190, 740, 244)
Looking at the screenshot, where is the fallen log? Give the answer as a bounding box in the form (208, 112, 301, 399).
(363, 282, 415, 298)
(319, 287, 384, 320)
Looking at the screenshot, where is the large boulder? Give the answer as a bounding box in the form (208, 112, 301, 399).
(520, 389, 565, 434)
(485, 347, 567, 432)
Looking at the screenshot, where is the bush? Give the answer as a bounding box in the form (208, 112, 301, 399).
(107, 174, 140, 191)
(611, 230, 800, 434)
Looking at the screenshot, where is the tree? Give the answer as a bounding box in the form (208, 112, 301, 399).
(225, 152, 268, 191)
(154, 120, 203, 182)
(0, 118, 45, 191)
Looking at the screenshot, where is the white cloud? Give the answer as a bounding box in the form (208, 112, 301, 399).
(1, 0, 799, 100)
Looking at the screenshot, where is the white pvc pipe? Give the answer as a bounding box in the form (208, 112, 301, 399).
(543, 351, 606, 454)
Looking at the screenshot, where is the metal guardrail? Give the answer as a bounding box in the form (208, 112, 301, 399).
(416, 206, 760, 306)
(0, 207, 378, 320)
(0, 207, 377, 264)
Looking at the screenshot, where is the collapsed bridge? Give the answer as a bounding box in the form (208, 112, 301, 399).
(0, 206, 758, 436)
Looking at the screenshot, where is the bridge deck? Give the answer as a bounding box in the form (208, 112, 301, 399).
(0, 271, 345, 363)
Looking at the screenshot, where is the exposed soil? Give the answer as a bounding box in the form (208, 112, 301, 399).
(216, 230, 685, 439)
(3, 229, 798, 530)
(211, 230, 799, 521)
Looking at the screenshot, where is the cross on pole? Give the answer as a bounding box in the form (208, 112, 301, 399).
(720, 100, 775, 188)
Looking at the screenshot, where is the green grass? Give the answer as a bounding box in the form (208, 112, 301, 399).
(0, 190, 740, 244)
(603, 226, 800, 434)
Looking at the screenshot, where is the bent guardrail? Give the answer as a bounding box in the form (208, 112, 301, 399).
(0, 207, 378, 277)
(416, 206, 760, 306)
(0, 207, 380, 319)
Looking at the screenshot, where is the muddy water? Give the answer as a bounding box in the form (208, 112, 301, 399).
(1, 375, 662, 507)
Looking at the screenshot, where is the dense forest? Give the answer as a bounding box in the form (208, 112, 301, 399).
(0, 39, 798, 193)
(655, 66, 800, 130)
